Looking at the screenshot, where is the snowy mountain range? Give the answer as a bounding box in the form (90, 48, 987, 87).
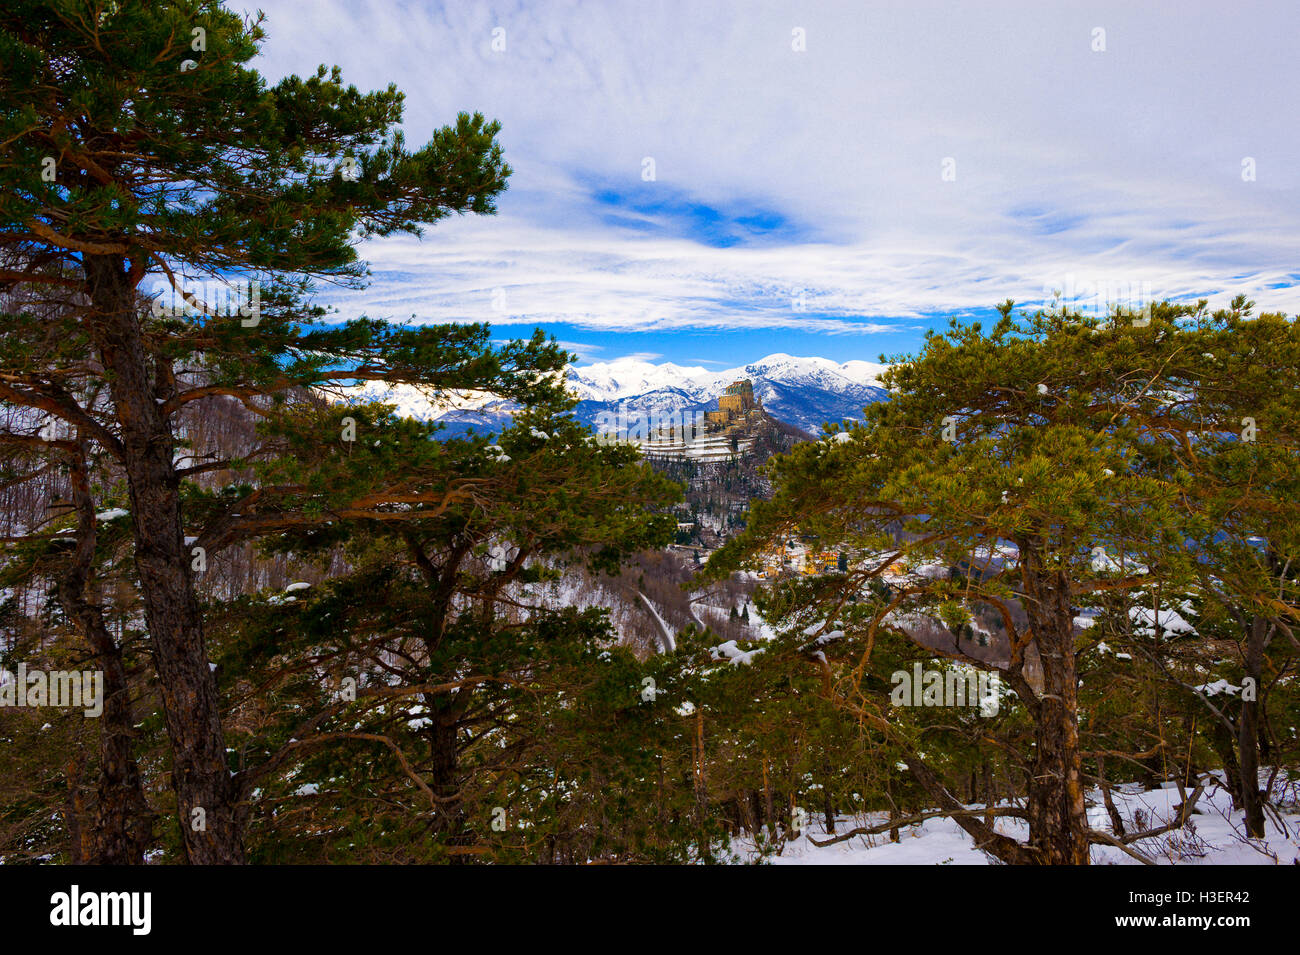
(351, 354, 891, 437)
(564, 354, 890, 436)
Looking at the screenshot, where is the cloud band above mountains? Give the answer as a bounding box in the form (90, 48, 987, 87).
(252, 0, 1299, 348)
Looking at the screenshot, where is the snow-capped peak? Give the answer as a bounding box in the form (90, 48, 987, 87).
(566, 353, 887, 404)
(564, 358, 716, 402)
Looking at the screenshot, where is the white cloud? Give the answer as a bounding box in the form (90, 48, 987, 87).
(250, 0, 1300, 331)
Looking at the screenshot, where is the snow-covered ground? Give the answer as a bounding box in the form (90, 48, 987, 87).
(736, 774, 1300, 865)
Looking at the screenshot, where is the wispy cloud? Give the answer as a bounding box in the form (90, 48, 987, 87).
(251, 0, 1299, 353)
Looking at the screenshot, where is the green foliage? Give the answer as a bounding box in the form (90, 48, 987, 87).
(702, 298, 1300, 860)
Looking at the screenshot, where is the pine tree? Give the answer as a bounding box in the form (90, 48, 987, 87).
(1123, 297, 1299, 835)
(1, 0, 522, 863)
(212, 407, 678, 860)
(706, 299, 1298, 864)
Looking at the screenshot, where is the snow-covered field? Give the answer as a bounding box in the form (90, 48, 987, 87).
(736, 775, 1300, 865)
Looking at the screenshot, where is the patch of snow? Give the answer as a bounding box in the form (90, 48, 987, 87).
(711, 640, 764, 666)
(1130, 606, 1196, 638)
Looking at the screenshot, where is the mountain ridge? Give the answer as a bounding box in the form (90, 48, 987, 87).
(350, 353, 891, 437)
(568, 353, 890, 435)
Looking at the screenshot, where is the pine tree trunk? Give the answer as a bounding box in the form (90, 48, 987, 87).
(1238, 614, 1266, 838)
(57, 445, 153, 863)
(57, 584, 153, 863)
(1020, 550, 1091, 864)
(427, 700, 471, 859)
(1208, 717, 1243, 810)
(748, 790, 763, 838)
(428, 708, 460, 806)
(88, 628, 154, 864)
(83, 254, 243, 864)
(1096, 757, 1126, 838)
(64, 757, 87, 864)
(762, 758, 777, 841)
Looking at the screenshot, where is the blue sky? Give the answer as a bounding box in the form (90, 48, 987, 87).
(248, 0, 1299, 368)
